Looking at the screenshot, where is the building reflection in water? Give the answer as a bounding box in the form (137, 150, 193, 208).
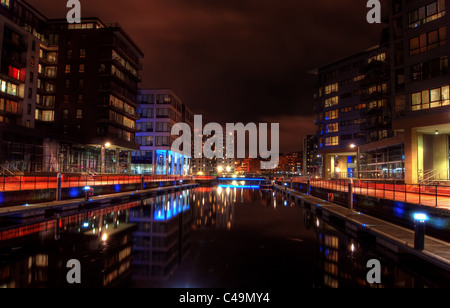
(0, 202, 140, 288)
(191, 187, 235, 230)
(303, 210, 431, 288)
(130, 190, 192, 284)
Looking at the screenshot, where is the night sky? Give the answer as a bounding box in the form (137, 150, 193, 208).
(28, 0, 384, 153)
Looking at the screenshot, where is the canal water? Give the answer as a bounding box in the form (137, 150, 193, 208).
(0, 186, 449, 288)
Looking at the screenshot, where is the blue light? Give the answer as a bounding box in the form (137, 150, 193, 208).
(218, 185, 260, 189)
(114, 184, 121, 192)
(69, 188, 79, 198)
(219, 178, 265, 182)
(394, 206, 405, 218)
(83, 222, 89, 228)
(414, 213, 429, 222)
(83, 186, 91, 191)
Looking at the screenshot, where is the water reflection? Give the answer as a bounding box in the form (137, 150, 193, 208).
(192, 187, 235, 230)
(0, 187, 448, 288)
(130, 190, 191, 284)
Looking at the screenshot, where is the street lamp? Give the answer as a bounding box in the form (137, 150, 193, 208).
(101, 141, 112, 174)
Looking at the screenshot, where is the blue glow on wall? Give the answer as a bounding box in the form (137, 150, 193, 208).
(69, 188, 80, 198)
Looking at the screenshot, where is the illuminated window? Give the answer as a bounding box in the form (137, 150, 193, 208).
(410, 27, 447, 56)
(368, 53, 386, 63)
(353, 74, 366, 82)
(368, 83, 387, 94)
(324, 96, 339, 108)
(76, 109, 83, 119)
(42, 111, 54, 122)
(0, 79, 18, 96)
(65, 65, 71, 73)
(80, 49, 86, 58)
(409, 0, 445, 29)
(1, 0, 10, 8)
(325, 83, 339, 95)
(354, 103, 366, 110)
(79, 64, 85, 73)
(8, 66, 21, 81)
(411, 85, 450, 111)
(326, 123, 339, 133)
(325, 136, 339, 147)
(325, 109, 338, 120)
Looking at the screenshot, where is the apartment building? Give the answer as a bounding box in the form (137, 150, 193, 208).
(389, 0, 450, 184)
(132, 89, 193, 175)
(314, 44, 393, 179)
(0, 0, 143, 174)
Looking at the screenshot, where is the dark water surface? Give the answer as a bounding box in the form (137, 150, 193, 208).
(0, 187, 449, 288)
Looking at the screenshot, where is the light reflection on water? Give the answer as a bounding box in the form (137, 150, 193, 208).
(0, 187, 448, 288)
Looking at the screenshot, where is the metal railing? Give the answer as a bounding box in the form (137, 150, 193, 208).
(0, 174, 196, 193)
(284, 177, 450, 208)
(420, 168, 450, 185)
(0, 165, 14, 177)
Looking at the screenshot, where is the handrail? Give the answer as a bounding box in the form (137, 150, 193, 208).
(420, 168, 450, 185)
(2, 163, 24, 176)
(0, 165, 14, 177)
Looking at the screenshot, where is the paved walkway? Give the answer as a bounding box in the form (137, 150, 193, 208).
(276, 184, 450, 272)
(0, 184, 197, 218)
(290, 179, 450, 210)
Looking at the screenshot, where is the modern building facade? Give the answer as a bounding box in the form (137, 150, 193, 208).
(314, 0, 450, 184)
(389, 0, 450, 184)
(303, 135, 321, 177)
(314, 44, 395, 179)
(0, 0, 143, 174)
(132, 89, 193, 175)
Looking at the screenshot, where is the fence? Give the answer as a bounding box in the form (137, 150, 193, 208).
(281, 177, 450, 208)
(0, 174, 196, 193)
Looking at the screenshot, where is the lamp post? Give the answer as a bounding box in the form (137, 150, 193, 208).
(414, 213, 428, 251)
(350, 144, 360, 179)
(101, 142, 111, 174)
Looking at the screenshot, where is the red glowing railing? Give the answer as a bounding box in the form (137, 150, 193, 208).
(276, 177, 450, 208)
(0, 174, 197, 193)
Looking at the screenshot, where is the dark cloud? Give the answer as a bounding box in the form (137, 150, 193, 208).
(28, 0, 384, 152)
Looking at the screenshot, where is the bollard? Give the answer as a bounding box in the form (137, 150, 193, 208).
(414, 213, 428, 251)
(56, 173, 63, 201)
(348, 178, 353, 210)
(84, 186, 93, 201)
